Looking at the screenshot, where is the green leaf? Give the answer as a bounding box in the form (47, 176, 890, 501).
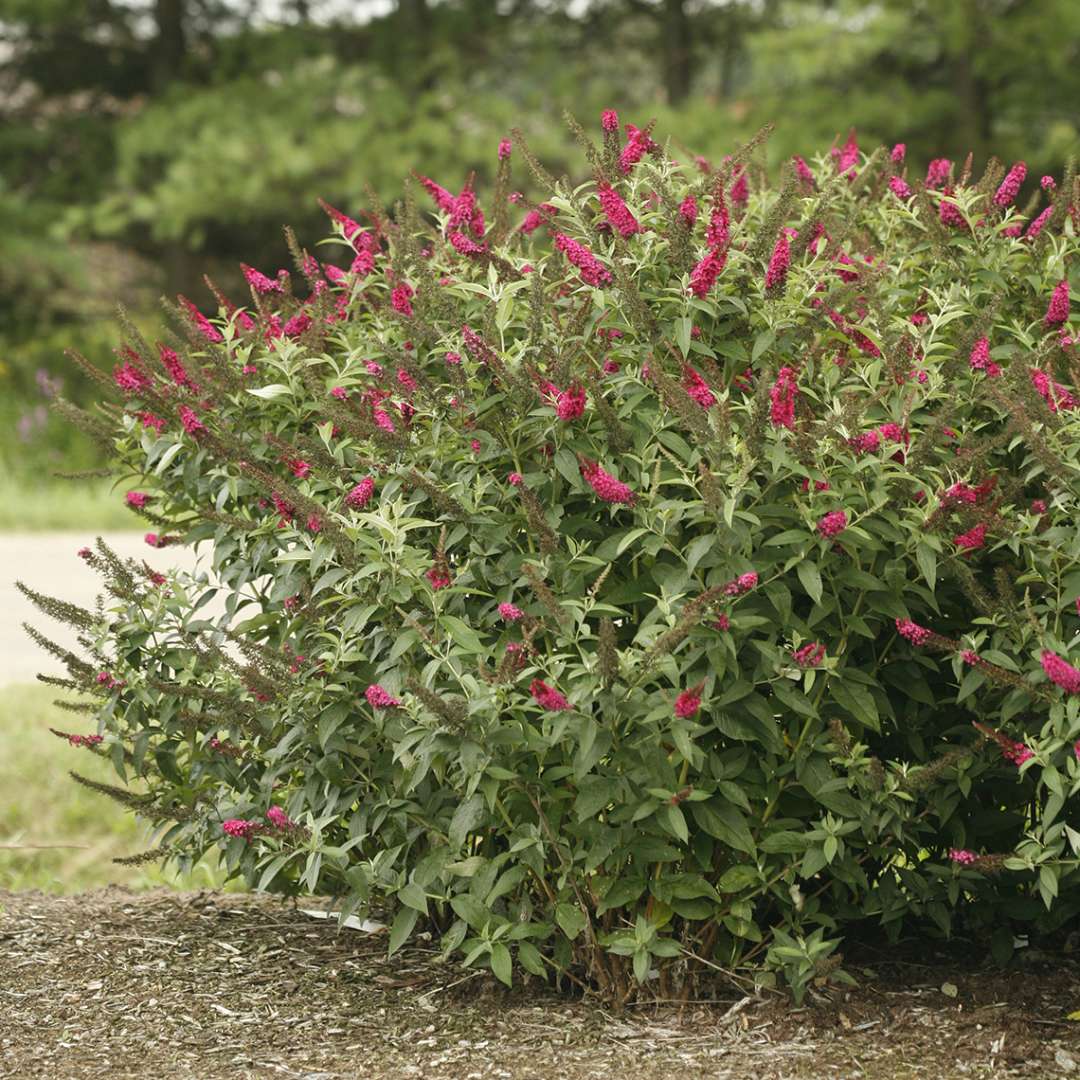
(831, 681, 880, 731)
(916, 543, 938, 591)
(450, 894, 490, 929)
(516, 941, 546, 977)
(449, 794, 485, 849)
(440, 615, 484, 653)
(554, 447, 580, 486)
(759, 830, 810, 854)
(717, 864, 759, 892)
(388, 906, 419, 956)
(490, 942, 513, 987)
(691, 800, 755, 854)
(398, 881, 428, 914)
(675, 315, 693, 358)
(633, 948, 650, 983)
(661, 803, 689, 844)
(796, 559, 823, 605)
(555, 902, 587, 941)
(765, 529, 808, 547)
(596, 877, 646, 916)
(752, 329, 776, 364)
(246, 383, 292, 399)
(615, 528, 650, 556)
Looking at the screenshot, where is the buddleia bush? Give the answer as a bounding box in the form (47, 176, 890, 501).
(26, 117, 1080, 1002)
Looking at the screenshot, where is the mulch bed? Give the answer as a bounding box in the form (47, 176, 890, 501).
(2, 888, 1080, 1079)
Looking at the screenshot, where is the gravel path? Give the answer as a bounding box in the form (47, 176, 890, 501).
(1, 533, 207, 685)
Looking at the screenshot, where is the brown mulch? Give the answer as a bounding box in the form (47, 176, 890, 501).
(2, 889, 1080, 1079)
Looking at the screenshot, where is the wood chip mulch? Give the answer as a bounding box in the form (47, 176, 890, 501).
(2, 888, 1080, 1079)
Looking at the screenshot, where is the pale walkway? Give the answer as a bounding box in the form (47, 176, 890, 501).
(0, 533, 208, 685)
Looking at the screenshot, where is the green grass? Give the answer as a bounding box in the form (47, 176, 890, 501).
(0, 479, 137, 532)
(0, 683, 229, 892)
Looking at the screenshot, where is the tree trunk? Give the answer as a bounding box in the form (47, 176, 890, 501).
(396, 0, 434, 91)
(153, 0, 186, 91)
(662, 0, 693, 105)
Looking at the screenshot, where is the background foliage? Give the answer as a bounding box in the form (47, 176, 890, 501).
(3, 0, 1080, 491)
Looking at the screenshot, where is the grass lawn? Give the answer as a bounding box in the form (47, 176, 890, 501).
(0, 683, 227, 892)
(0, 479, 137, 532)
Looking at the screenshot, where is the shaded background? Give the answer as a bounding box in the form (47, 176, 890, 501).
(1, 0, 1079, 887)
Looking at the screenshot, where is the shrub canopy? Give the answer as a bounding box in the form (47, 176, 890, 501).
(29, 119, 1080, 1001)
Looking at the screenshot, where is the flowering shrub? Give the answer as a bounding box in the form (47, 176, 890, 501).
(26, 118, 1080, 1002)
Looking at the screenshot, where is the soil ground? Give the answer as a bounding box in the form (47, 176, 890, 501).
(3, 889, 1080, 1079)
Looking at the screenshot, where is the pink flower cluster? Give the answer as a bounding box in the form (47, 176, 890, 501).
(793, 642, 826, 668)
(531, 679, 570, 711)
(954, 523, 988, 552)
(896, 619, 931, 646)
(764, 234, 790, 291)
(498, 602, 524, 622)
(1026, 206, 1053, 240)
(96, 671, 125, 691)
(222, 819, 260, 841)
(832, 132, 859, 179)
(597, 183, 641, 238)
(1030, 368, 1077, 412)
(241, 263, 282, 293)
(178, 405, 205, 436)
(1002, 740, 1034, 767)
(993, 161, 1026, 207)
(793, 156, 815, 187)
(580, 458, 634, 505)
(722, 571, 758, 597)
(889, 176, 913, 200)
(520, 203, 556, 235)
(969, 337, 1001, 377)
(126, 491, 148, 509)
(949, 849, 977, 865)
(618, 123, 657, 174)
(391, 283, 414, 317)
(769, 366, 798, 428)
(925, 159, 952, 188)
(688, 248, 727, 298)
(817, 510, 848, 538)
(345, 476, 375, 509)
(938, 188, 965, 229)
(682, 366, 716, 409)
(365, 684, 401, 709)
(554, 233, 612, 287)
(160, 345, 196, 390)
(545, 382, 586, 421)
(1041, 650, 1080, 694)
(674, 683, 704, 718)
(67, 733, 104, 748)
(179, 295, 223, 343)
(426, 567, 452, 590)
(1045, 278, 1070, 326)
(113, 359, 152, 395)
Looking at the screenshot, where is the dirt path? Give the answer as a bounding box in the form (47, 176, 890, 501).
(2, 889, 1079, 1079)
(0, 533, 208, 685)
